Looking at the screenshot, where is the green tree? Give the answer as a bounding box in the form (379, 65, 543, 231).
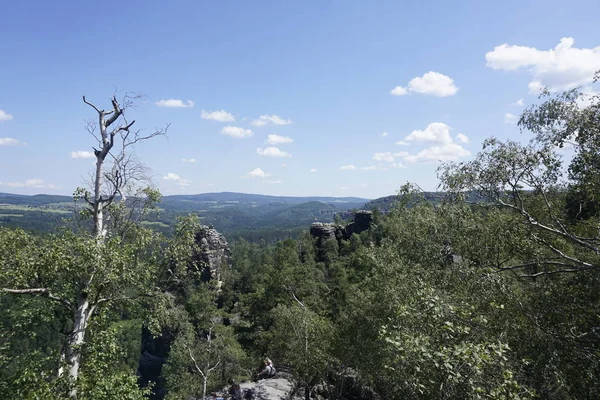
(0, 94, 166, 398)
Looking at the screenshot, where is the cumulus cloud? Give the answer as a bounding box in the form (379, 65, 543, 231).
(396, 140, 410, 146)
(201, 109, 234, 122)
(380, 131, 389, 137)
(485, 37, 600, 92)
(399, 143, 470, 164)
(266, 134, 294, 145)
(455, 133, 470, 144)
(163, 173, 182, 181)
(340, 165, 357, 170)
(361, 165, 377, 171)
(256, 147, 291, 158)
(310, 168, 318, 173)
(404, 122, 453, 144)
(242, 168, 270, 179)
(391, 71, 459, 97)
(70, 151, 95, 159)
(511, 99, 525, 106)
(221, 126, 254, 138)
(156, 99, 195, 108)
(0, 179, 56, 189)
(395, 123, 470, 164)
(390, 86, 409, 96)
(373, 152, 395, 163)
(251, 114, 292, 127)
(0, 109, 13, 121)
(181, 158, 197, 163)
(162, 172, 191, 186)
(0, 137, 22, 146)
(504, 113, 518, 124)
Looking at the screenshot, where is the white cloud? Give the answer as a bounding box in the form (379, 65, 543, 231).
(181, 158, 197, 163)
(162, 172, 191, 186)
(0, 137, 21, 146)
(281, 164, 288, 167)
(339, 186, 349, 191)
(404, 122, 453, 144)
(256, 147, 291, 158)
(201, 109, 234, 122)
(485, 37, 600, 92)
(242, 168, 270, 179)
(310, 168, 317, 173)
(396, 140, 410, 146)
(221, 126, 254, 138)
(70, 150, 95, 159)
(390, 86, 408, 96)
(373, 152, 395, 163)
(394, 122, 471, 164)
(380, 131, 389, 137)
(0, 179, 56, 189)
(266, 180, 282, 184)
(266, 134, 294, 145)
(163, 173, 182, 181)
(391, 72, 459, 97)
(399, 143, 470, 164)
(0, 109, 13, 121)
(340, 165, 357, 170)
(156, 99, 195, 108)
(361, 165, 377, 170)
(251, 114, 292, 127)
(511, 99, 525, 106)
(504, 113, 518, 124)
(455, 133, 470, 144)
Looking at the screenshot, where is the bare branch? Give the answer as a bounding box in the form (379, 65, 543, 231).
(187, 346, 206, 379)
(82, 96, 104, 115)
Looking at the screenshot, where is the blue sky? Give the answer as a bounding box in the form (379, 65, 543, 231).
(1, 0, 599, 198)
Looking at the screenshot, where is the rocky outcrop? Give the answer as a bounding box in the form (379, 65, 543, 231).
(196, 224, 231, 287)
(344, 210, 373, 237)
(310, 210, 374, 242)
(310, 222, 338, 240)
(137, 224, 231, 400)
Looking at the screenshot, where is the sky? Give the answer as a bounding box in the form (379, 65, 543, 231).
(1, 0, 599, 199)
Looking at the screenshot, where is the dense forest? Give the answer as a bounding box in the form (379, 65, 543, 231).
(1, 79, 599, 399)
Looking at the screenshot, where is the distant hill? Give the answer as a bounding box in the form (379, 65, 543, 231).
(0, 192, 369, 238)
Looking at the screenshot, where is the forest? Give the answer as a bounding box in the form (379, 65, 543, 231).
(1, 79, 599, 400)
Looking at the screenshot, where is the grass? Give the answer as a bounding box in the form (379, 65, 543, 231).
(0, 213, 23, 217)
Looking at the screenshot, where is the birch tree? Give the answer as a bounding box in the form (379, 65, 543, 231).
(0, 94, 166, 398)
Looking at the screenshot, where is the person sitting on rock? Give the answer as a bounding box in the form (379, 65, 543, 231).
(257, 358, 276, 379)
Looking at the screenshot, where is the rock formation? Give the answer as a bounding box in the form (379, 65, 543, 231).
(310, 210, 374, 242)
(137, 224, 231, 400)
(196, 224, 231, 287)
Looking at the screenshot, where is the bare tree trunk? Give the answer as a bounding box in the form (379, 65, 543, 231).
(59, 294, 93, 398)
(93, 157, 105, 239)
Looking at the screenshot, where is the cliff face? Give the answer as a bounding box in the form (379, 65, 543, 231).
(137, 224, 231, 400)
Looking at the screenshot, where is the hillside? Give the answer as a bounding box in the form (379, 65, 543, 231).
(0, 192, 369, 238)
